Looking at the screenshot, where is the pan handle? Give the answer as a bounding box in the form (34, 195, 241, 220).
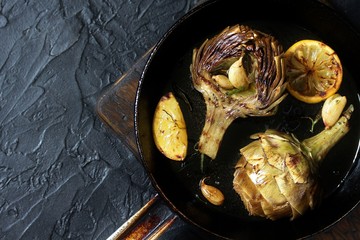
(106, 194, 178, 240)
(98, 48, 179, 240)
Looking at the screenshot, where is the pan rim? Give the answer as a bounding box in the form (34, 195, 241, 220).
(134, 0, 360, 239)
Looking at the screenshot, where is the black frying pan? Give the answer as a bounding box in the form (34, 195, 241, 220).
(135, 0, 360, 239)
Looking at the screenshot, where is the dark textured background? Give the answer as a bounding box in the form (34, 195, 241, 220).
(0, 0, 359, 239)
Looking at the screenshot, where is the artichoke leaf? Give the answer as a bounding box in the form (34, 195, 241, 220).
(234, 163, 265, 217)
(260, 198, 292, 221)
(285, 153, 310, 184)
(274, 172, 318, 219)
(249, 164, 286, 205)
(240, 140, 266, 168)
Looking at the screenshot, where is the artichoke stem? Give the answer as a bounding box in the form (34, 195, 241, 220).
(198, 104, 235, 159)
(302, 105, 353, 163)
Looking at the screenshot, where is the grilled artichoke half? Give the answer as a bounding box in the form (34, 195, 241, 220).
(233, 105, 354, 220)
(191, 25, 287, 159)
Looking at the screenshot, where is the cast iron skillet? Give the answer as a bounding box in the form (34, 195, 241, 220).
(135, 0, 360, 239)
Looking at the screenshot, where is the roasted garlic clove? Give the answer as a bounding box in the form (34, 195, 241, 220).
(321, 94, 347, 129)
(212, 74, 234, 90)
(228, 56, 249, 90)
(200, 178, 224, 206)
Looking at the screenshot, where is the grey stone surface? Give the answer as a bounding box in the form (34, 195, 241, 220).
(0, 0, 358, 239)
(0, 0, 203, 239)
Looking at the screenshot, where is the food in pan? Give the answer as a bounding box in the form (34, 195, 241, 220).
(233, 105, 353, 220)
(321, 94, 347, 129)
(284, 40, 342, 104)
(200, 177, 225, 206)
(153, 92, 188, 161)
(150, 24, 352, 221)
(191, 25, 287, 159)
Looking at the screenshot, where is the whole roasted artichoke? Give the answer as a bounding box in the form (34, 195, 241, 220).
(233, 105, 353, 220)
(191, 25, 287, 159)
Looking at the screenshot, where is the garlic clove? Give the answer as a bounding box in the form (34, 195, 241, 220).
(228, 56, 249, 90)
(200, 178, 224, 206)
(212, 74, 234, 90)
(321, 94, 347, 129)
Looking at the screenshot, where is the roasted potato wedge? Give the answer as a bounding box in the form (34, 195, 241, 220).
(153, 92, 187, 160)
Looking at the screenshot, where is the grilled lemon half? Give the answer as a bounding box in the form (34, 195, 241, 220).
(284, 40, 342, 103)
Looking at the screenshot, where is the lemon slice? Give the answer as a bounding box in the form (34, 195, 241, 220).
(153, 92, 187, 161)
(284, 40, 343, 103)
